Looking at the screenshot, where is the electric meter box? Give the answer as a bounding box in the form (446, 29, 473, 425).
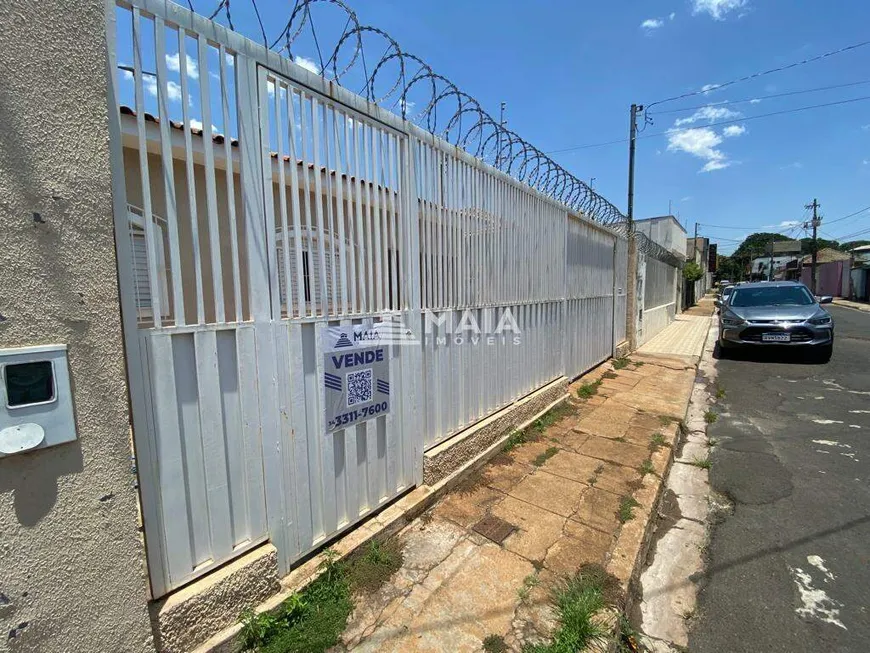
(0, 344, 77, 458)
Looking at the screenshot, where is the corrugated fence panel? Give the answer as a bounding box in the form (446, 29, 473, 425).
(141, 326, 268, 592)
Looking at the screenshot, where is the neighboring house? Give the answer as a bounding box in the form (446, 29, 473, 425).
(685, 235, 710, 307)
(800, 248, 851, 296)
(849, 244, 870, 301)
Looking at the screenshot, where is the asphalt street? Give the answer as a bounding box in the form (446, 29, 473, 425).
(690, 306, 870, 653)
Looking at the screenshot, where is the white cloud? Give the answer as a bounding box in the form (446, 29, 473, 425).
(166, 52, 199, 79)
(692, 0, 748, 20)
(681, 196, 693, 202)
(188, 119, 220, 134)
(669, 12, 676, 20)
(667, 127, 730, 173)
(701, 83, 721, 95)
(779, 162, 803, 170)
(749, 98, 762, 104)
(121, 69, 182, 103)
(723, 124, 746, 137)
(863, 159, 869, 166)
(674, 105, 741, 126)
(780, 221, 800, 228)
(641, 18, 664, 30)
(862, 124, 870, 131)
(294, 55, 321, 75)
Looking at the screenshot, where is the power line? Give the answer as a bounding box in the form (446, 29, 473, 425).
(650, 79, 870, 115)
(645, 39, 870, 109)
(547, 95, 870, 154)
(821, 204, 870, 226)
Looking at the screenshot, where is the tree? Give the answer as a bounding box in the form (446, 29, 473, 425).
(800, 237, 839, 255)
(732, 232, 792, 260)
(840, 240, 870, 252)
(683, 261, 703, 282)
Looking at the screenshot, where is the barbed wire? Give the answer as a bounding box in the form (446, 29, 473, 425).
(196, 0, 677, 263)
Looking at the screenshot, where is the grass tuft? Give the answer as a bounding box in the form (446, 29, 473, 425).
(690, 457, 712, 470)
(533, 446, 560, 467)
(715, 385, 726, 399)
(649, 432, 668, 452)
(483, 634, 509, 653)
(658, 415, 675, 427)
(523, 566, 619, 653)
(617, 496, 640, 523)
(602, 371, 618, 380)
(612, 357, 631, 370)
(576, 380, 602, 399)
(238, 540, 403, 653)
(502, 430, 528, 453)
(639, 458, 654, 476)
(704, 410, 718, 424)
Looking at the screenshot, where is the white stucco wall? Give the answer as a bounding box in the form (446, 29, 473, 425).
(0, 1, 154, 651)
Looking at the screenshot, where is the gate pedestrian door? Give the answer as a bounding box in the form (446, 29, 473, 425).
(110, 0, 418, 597)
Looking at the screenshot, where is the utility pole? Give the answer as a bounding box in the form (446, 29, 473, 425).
(806, 198, 821, 294)
(625, 103, 643, 349)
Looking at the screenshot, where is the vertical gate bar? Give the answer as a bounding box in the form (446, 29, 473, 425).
(311, 98, 330, 316)
(154, 17, 185, 326)
(423, 144, 432, 309)
(352, 118, 368, 313)
(337, 113, 353, 315)
(178, 29, 205, 324)
(298, 93, 317, 316)
(274, 83, 293, 318)
(197, 36, 225, 323)
(218, 46, 243, 322)
(387, 134, 399, 310)
(324, 106, 339, 316)
(131, 8, 162, 327)
(257, 75, 280, 321)
(435, 147, 445, 310)
(105, 2, 168, 596)
(339, 318, 357, 520)
(363, 126, 376, 313)
(286, 88, 306, 318)
(287, 323, 313, 551)
(371, 131, 385, 313)
(247, 64, 289, 573)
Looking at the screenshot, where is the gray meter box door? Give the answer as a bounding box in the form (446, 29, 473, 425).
(322, 326, 391, 433)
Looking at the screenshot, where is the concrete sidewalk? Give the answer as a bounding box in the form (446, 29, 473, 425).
(344, 315, 711, 652)
(833, 298, 870, 312)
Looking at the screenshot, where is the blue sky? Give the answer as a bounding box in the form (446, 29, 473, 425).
(126, 0, 870, 254)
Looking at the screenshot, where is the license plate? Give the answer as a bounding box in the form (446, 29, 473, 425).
(762, 333, 791, 342)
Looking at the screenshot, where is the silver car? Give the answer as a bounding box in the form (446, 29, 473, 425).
(716, 281, 834, 361)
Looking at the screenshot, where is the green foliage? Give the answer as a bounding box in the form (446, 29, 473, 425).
(483, 634, 509, 653)
(732, 232, 791, 259)
(612, 357, 631, 370)
(840, 240, 870, 252)
(577, 380, 602, 399)
(649, 432, 667, 451)
(683, 261, 703, 282)
(503, 430, 528, 452)
(639, 459, 654, 476)
(691, 457, 712, 470)
(704, 410, 718, 424)
(533, 447, 560, 467)
(523, 569, 611, 653)
(239, 540, 403, 652)
(618, 496, 640, 523)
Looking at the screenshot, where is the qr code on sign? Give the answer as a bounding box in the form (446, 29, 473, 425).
(346, 368, 373, 407)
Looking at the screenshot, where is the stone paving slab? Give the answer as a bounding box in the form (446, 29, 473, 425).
(347, 352, 699, 652)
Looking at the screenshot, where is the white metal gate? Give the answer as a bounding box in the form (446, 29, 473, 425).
(108, 0, 626, 598)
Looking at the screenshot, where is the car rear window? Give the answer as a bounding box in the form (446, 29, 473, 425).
(730, 286, 814, 307)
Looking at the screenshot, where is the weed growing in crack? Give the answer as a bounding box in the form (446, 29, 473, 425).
(639, 459, 654, 476)
(483, 634, 509, 653)
(603, 371, 618, 380)
(715, 385, 726, 399)
(613, 357, 631, 370)
(238, 540, 403, 653)
(524, 565, 620, 653)
(618, 496, 640, 523)
(634, 361, 645, 368)
(518, 573, 541, 602)
(704, 410, 718, 424)
(649, 432, 668, 451)
(533, 447, 560, 467)
(502, 430, 527, 453)
(690, 457, 712, 470)
(616, 614, 642, 653)
(577, 380, 602, 399)
(659, 415, 675, 427)
(708, 437, 718, 446)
